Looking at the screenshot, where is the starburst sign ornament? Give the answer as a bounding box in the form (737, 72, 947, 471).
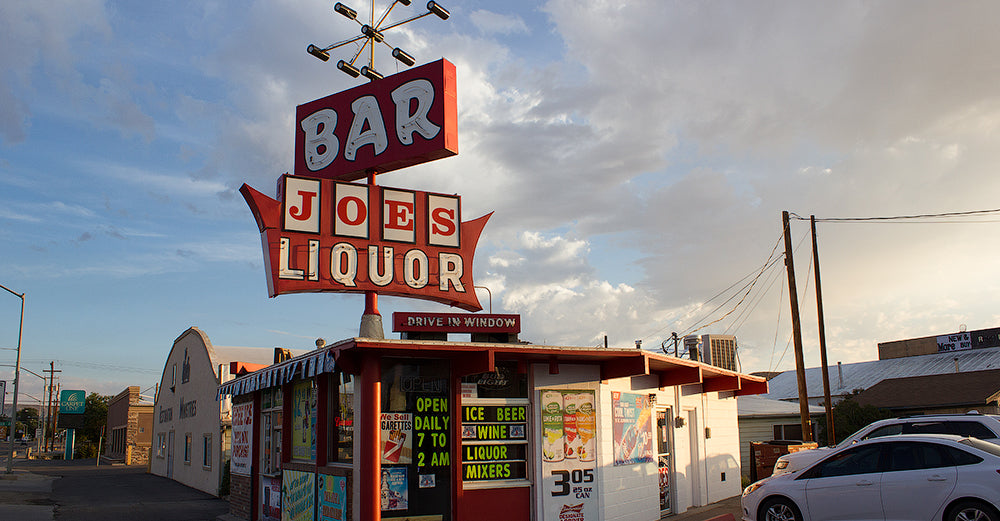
(307, 0, 450, 82)
(240, 0, 492, 313)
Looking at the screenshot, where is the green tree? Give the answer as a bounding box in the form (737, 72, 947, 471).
(17, 407, 39, 438)
(78, 393, 111, 443)
(816, 389, 892, 446)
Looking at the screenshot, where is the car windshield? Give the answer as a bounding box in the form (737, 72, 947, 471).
(835, 425, 872, 448)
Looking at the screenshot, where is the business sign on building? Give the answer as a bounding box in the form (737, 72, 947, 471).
(60, 390, 86, 414)
(57, 389, 87, 429)
(393, 312, 520, 334)
(937, 332, 972, 353)
(241, 176, 490, 310)
(231, 401, 253, 476)
(294, 59, 457, 182)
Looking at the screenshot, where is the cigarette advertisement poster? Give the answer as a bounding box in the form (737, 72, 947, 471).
(380, 467, 408, 511)
(612, 392, 654, 466)
(282, 470, 315, 521)
(380, 412, 413, 464)
(230, 401, 253, 476)
(539, 389, 598, 521)
(318, 474, 347, 521)
(261, 475, 281, 521)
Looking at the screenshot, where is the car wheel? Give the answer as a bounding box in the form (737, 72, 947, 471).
(948, 500, 1000, 521)
(759, 497, 802, 521)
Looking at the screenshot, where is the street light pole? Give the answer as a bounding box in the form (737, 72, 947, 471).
(0, 284, 25, 474)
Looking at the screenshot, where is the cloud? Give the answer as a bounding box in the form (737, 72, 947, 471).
(470, 10, 529, 35)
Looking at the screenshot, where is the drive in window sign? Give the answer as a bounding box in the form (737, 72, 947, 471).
(60, 390, 86, 414)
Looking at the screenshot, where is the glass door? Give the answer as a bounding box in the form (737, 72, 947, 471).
(656, 408, 672, 514)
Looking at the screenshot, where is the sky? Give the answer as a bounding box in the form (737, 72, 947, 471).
(3, 1, 1000, 401)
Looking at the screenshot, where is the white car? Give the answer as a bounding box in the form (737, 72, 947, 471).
(742, 434, 1000, 521)
(772, 412, 1000, 476)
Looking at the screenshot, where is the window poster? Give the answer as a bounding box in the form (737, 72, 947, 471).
(381, 359, 452, 520)
(318, 474, 347, 521)
(381, 412, 413, 464)
(612, 392, 654, 466)
(292, 380, 317, 461)
(262, 475, 281, 521)
(231, 401, 253, 476)
(380, 467, 408, 511)
(282, 470, 315, 521)
(540, 389, 598, 521)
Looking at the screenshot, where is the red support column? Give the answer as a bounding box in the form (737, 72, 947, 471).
(360, 353, 381, 521)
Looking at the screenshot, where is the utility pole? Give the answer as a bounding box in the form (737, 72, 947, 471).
(811, 216, 835, 444)
(44, 362, 60, 453)
(782, 211, 812, 442)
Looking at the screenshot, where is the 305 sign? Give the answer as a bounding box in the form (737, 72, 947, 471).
(550, 469, 595, 498)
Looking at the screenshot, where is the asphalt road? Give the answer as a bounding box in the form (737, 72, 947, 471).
(3, 458, 229, 521)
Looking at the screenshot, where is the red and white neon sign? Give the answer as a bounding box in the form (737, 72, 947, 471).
(241, 175, 490, 311)
(294, 58, 458, 182)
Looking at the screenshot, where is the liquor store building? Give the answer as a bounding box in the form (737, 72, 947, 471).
(219, 337, 767, 521)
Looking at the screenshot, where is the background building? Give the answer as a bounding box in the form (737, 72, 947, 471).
(150, 327, 299, 496)
(103, 386, 153, 465)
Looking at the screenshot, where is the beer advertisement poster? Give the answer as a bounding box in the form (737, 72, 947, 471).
(612, 392, 654, 466)
(380, 467, 408, 511)
(539, 389, 598, 521)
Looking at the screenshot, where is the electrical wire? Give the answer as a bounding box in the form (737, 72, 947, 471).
(789, 208, 1000, 222)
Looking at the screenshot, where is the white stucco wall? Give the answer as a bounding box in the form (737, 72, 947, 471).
(150, 328, 226, 496)
(531, 363, 743, 521)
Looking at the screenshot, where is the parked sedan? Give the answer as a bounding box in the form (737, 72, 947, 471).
(742, 434, 1000, 521)
(772, 412, 1000, 477)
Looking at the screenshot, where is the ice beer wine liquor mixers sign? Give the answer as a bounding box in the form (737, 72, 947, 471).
(540, 390, 598, 521)
(241, 59, 491, 311)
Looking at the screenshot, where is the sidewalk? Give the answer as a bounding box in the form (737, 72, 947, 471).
(0, 468, 56, 521)
(665, 494, 742, 521)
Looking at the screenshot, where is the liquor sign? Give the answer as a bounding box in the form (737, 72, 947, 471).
(294, 59, 458, 182)
(393, 312, 520, 334)
(461, 404, 528, 481)
(241, 175, 490, 311)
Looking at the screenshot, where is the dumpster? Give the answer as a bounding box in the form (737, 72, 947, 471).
(749, 440, 818, 481)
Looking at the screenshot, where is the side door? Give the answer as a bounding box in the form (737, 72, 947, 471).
(167, 430, 175, 478)
(803, 444, 885, 521)
(880, 441, 957, 521)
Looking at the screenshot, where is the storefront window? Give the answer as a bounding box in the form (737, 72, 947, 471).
(380, 359, 452, 520)
(261, 386, 283, 475)
(291, 379, 318, 462)
(327, 371, 354, 463)
(461, 362, 530, 484)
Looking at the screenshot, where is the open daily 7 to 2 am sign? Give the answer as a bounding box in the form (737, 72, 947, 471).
(60, 390, 86, 414)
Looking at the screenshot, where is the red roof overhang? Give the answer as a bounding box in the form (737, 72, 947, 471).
(327, 338, 767, 396)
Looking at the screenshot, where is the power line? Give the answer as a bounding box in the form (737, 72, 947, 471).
(790, 208, 1000, 222)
